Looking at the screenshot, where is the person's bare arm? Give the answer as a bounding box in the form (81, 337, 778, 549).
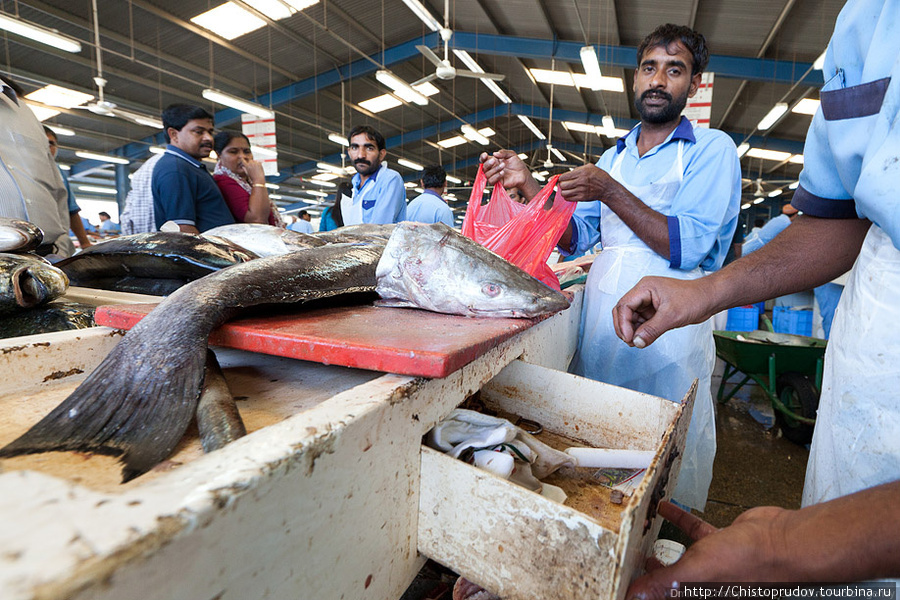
(177, 224, 200, 234)
(558, 165, 670, 258)
(613, 216, 870, 348)
(241, 159, 271, 224)
(628, 481, 900, 599)
(69, 212, 92, 249)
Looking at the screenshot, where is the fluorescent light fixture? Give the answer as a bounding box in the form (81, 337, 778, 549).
(25, 84, 93, 109)
(549, 146, 566, 162)
(398, 0, 442, 32)
(78, 185, 117, 195)
(461, 124, 490, 145)
(599, 127, 631, 139)
(746, 148, 792, 162)
(242, 0, 305, 20)
(375, 70, 428, 105)
(26, 103, 60, 121)
(517, 115, 546, 140)
(345, 166, 356, 174)
(75, 150, 130, 165)
(328, 133, 349, 146)
(317, 162, 345, 174)
(250, 145, 278, 158)
(397, 158, 424, 170)
(446, 175, 462, 184)
(453, 50, 512, 104)
(478, 127, 496, 137)
(305, 190, 329, 197)
(736, 143, 750, 158)
(529, 68, 624, 92)
(265, 183, 279, 190)
(312, 173, 339, 181)
(0, 12, 83, 53)
(148, 146, 166, 154)
(757, 102, 789, 131)
(517, 153, 528, 159)
(813, 51, 826, 71)
(269, 194, 283, 200)
(563, 121, 596, 133)
(134, 116, 164, 129)
(578, 74, 625, 92)
(191, 3, 266, 39)
(580, 46, 604, 90)
(46, 124, 76, 137)
(414, 187, 424, 194)
(359, 93, 403, 113)
(792, 98, 820, 115)
(531, 68, 575, 86)
(306, 179, 336, 188)
(58, 164, 71, 171)
(437, 135, 467, 148)
(752, 197, 765, 204)
(404, 182, 417, 188)
(741, 203, 751, 210)
(202, 88, 274, 119)
(789, 181, 800, 190)
(789, 154, 805, 165)
(768, 189, 783, 197)
(601, 115, 615, 131)
(412, 81, 440, 96)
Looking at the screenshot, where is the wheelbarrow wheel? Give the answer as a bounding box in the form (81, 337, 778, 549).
(775, 371, 819, 445)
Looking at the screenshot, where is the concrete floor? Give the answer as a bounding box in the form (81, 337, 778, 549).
(401, 358, 812, 598)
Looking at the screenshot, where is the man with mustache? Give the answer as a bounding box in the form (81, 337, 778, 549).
(481, 24, 740, 512)
(151, 104, 235, 233)
(342, 125, 406, 225)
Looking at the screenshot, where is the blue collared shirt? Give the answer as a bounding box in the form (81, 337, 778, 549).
(405, 189, 455, 227)
(151, 145, 234, 232)
(566, 116, 741, 272)
(350, 163, 407, 224)
(793, 0, 900, 250)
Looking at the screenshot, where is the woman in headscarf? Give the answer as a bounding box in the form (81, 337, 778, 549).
(212, 131, 284, 227)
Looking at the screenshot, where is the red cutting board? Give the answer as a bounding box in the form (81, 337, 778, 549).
(94, 303, 554, 379)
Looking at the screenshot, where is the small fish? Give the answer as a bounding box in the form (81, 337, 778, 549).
(203, 223, 326, 257)
(0, 253, 69, 315)
(0, 218, 43, 253)
(196, 350, 247, 452)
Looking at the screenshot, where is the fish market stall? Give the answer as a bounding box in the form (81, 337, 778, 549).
(0, 285, 692, 600)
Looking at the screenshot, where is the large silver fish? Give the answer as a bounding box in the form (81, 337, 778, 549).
(0, 218, 43, 253)
(0, 253, 69, 315)
(203, 223, 326, 257)
(0, 301, 94, 339)
(0, 225, 569, 481)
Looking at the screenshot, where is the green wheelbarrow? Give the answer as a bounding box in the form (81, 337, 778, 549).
(713, 328, 828, 445)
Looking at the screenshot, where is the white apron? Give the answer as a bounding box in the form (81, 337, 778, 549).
(570, 141, 717, 510)
(803, 224, 900, 506)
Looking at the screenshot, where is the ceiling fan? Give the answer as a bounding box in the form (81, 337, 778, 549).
(414, 0, 505, 83)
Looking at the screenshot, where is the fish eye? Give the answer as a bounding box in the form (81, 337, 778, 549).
(481, 282, 502, 297)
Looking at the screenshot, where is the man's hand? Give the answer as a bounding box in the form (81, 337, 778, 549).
(557, 164, 615, 202)
(612, 276, 716, 348)
(627, 502, 788, 600)
(479, 150, 541, 200)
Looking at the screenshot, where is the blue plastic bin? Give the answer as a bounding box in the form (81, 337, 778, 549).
(726, 306, 760, 331)
(773, 307, 813, 336)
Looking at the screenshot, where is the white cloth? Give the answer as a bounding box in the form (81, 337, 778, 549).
(571, 141, 716, 511)
(120, 153, 162, 235)
(803, 225, 900, 506)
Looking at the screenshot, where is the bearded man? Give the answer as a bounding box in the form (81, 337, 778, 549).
(342, 125, 406, 225)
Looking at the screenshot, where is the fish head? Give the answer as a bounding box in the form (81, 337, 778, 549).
(7, 255, 69, 309)
(376, 223, 569, 318)
(0, 218, 43, 253)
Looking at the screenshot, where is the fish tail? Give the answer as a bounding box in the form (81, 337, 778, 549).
(0, 335, 208, 483)
(196, 349, 247, 453)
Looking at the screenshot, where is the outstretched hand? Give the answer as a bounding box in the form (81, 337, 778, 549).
(627, 502, 789, 600)
(612, 276, 716, 348)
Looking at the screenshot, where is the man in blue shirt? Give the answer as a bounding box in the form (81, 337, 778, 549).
(151, 104, 234, 233)
(482, 24, 741, 511)
(406, 165, 455, 227)
(342, 125, 406, 225)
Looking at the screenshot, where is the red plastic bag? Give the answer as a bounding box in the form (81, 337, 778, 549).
(461, 165, 577, 290)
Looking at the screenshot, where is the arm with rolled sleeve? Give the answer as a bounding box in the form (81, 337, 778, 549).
(366, 169, 407, 224)
(792, 111, 856, 218)
(666, 132, 741, 271)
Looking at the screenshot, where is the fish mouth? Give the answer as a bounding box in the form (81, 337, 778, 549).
(13, 266, 48, 308)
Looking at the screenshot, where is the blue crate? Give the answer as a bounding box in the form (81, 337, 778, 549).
(726, 306, 760, 331)
(773, 307, 813, 336)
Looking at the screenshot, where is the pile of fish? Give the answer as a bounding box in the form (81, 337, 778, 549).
(0, 222, 569, 482)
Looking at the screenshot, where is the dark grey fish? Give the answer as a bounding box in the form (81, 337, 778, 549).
(55, 232, 258, 293)
(203, 223, 326, 257)
(196, 350, 247, 453)
(0, 241, 384, 482)
(0, 301, 94, 339)
(0, 218, 43, 253)
(0, 253, 69, 314)
(313, 224, 395, 244)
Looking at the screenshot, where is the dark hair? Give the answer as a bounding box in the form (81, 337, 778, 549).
(0, 74, 25, 97)
(329, 181, 351, 228)
(347, 125, 385, 151)
(99, 211, 111, 219)
(214, 131, 249, 155)
(421, 165, 446, 189)
(637, 24, 709, 76)
(299, 210, 309, 219)
(43, 125, 58, 142)
(162, 104, 214, 141)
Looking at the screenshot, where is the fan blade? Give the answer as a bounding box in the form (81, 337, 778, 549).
(416, 45, 444, 68)
(411, 74, 438, 86)
(455, 70, 505, 81)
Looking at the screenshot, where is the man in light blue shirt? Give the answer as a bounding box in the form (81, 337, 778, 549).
(482, 24, 741, 512)
(406, 165, 455, 227)
(342, 125, 406, 225)
(742, 203, 797, 255)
